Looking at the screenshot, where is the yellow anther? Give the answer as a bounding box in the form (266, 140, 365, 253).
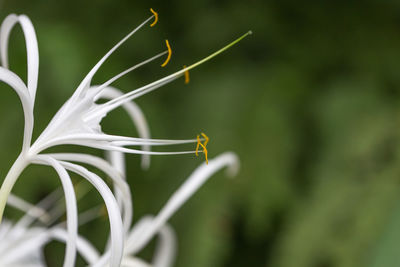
(150, 8, 158, 27)
(201, 132, 209, 146)
(199, 142, 208, 164)
(161, 39, 172, 67)
(196, 135, 201, 156)
(195, 133, 209, 164)
(183, 65, 190, 84)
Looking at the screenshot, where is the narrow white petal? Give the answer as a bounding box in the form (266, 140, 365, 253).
(33, 156, 78, 267)
(125, 216, 153, 253)
(128, 152, 239, 253)
(48, 153, 133, 234)
(16, 15, 39, 102)
(152, 224, 176, 267)
(0, 67, 33, 151)
(0, 14, 18, 68)
(105, 150, 127, 220)
(55, 161, 124, 267)
(0, 14, 39, 102)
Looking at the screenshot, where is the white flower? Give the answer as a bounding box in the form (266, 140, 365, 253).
(0, 10, 249, 267)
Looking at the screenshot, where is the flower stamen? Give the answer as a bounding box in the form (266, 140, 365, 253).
(183, 65, 190, 84)
(195, 133, 209, 164)
(201, 132, 209, 146)
(161, 40, 172, 67)
(150, 8, 158, 27)
(195, 135, 201, 156)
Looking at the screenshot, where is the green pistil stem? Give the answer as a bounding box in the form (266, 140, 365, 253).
(0, 153, 30, 224)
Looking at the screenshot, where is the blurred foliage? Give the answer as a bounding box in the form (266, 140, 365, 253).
(2, 0, 400, 266)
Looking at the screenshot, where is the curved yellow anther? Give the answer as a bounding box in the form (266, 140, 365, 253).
(199, 142, 208, 164)
(196, 135, 201, 156)
(150, 8, 158, 27)
(195, 133, 209, 164)
(161, 40, 172, 67)
(183, 65, 190, 84)
(201, 132, 209, 146)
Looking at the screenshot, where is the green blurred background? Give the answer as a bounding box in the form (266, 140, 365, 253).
(2, 0, 400, 266)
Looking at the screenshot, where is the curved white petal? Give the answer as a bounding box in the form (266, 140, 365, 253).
(33, 156, 78, 267)
(0, 67, 33, 151)
(124, 218, 176, 267)
(128, 152, 239, 253)
(0, 14, 39, 102)
(152, 224, 176, 267)
(47, 153, 132, 234)
(0, 14, 18, 69)
(54, 161, 124, 267)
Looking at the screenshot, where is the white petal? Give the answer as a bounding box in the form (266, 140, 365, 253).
(0, 14, 18, 68)
(152, 224, 176, 267)
(33, 156, 78, 267)
(48, 153, 132, 234)
(0, 67, 33, 151)
(55, 161, 124, 267)
(0, 14, 39, 102)
(128, 152, 239, 253)
(16, 15, 39, 102)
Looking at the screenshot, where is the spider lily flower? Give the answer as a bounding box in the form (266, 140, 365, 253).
(0, 9, 248, 267)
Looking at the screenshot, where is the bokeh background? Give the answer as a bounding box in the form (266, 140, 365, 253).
(1, 0, 400, 266)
